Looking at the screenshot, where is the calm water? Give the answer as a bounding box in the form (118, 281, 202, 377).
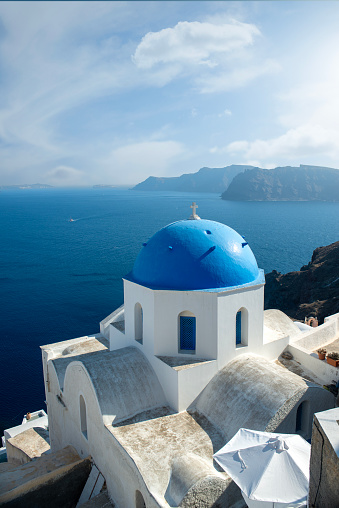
(1, 188, 339, 435)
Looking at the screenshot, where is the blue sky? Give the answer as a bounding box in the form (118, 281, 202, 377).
(1, 1, 339, 186)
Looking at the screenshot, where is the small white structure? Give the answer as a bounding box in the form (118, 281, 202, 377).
(41, 207, 335, 508)
(2, 410, 48, 448)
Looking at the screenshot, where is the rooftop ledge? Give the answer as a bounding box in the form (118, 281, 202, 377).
(156, 356, 215, 371)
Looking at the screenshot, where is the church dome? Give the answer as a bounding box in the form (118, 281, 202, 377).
(128, 219, 261, 291)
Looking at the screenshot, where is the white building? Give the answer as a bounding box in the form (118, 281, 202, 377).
(41, 209, 336, 507)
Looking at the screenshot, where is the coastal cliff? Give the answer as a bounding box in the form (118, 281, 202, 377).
(134, 164, 339, 201)
(264, 240, 339, 323)
(132, 165, 253, 193)
(222, 165, 339, 201)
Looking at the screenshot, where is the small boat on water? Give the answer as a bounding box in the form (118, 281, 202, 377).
(69, 217, 75, 222)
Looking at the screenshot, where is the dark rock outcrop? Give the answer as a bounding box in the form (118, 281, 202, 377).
(132, 165, 254, 193)
(264, 240, 339, 323)
(222, 165, 339, 201)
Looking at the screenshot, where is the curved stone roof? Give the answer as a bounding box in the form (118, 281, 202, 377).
(128, 219, 261, 291)
(54, 347, 166, 424)
(111, 409, 232, 505)
(107, 353, 334, 506)
(264, 309, 301, 339)
(192, 354, 308, 440)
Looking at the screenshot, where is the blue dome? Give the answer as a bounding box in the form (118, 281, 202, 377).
(127, 219, 261, 291)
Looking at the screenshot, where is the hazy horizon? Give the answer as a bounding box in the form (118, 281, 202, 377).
(2, 162, 339, 189)
(1, 1, 339, 187)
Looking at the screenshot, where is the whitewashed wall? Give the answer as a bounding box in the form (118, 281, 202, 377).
(217, 284, 265, 368)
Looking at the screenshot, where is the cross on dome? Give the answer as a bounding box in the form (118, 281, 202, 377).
(189, 202, 201, 220)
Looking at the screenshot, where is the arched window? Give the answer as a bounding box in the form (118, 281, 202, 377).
(236, 311, 242, 345)
(134, 303, 143, 344)
(135, 490, 146, 508)
(296, 400, 310, 436)
(178, 311, 196, 353)
(236, 308, 248, 347)
(80, 395, 87, 439)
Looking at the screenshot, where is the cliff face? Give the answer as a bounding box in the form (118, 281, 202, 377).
(264, 240, 339, 323)
(222, 165, 339, 201)
(132, 165, 254, 193)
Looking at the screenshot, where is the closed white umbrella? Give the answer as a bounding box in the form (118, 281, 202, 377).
(213, 428, 310, 506)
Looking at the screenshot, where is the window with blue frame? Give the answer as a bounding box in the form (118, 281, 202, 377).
(236, 308, 249, 347)
(179, 315, 196, 352)
(236, 311, 242, 345)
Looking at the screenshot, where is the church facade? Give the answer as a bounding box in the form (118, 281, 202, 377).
(41, 208, 335, 507)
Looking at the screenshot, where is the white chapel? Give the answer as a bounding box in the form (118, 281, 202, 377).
(40, 205, 336, 507)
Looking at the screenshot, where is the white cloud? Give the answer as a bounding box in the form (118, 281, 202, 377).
(131, 19, 280, 94)
(216, 37, 339, 167)
(102, 140, 185, 185)
(198, 59, 280, 93)
(132, 20, 261, 69)
(243, 161, 277, 170)
(4, 2, 337, 184)
(224, 124, 339, 161)
(45, 166, 85, 186)
(0, 2, 139, 159)
(218, 109, 232, 117)
(278, 81, 339, 133)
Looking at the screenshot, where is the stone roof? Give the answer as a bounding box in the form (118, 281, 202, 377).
(264, 309, 301, 339)
(52, 347, 167, 424)
(48, 345, 334, 506)
(109, 409, 232, 507)
(103, 353, 318, 506)
(192, 354, 308, 441)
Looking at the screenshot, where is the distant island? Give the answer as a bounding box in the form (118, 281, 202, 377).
(264, 239, 339, 323)
(132, 165, 254, 193)
(93, 185, 116, 188)
(1, 183, 53, 189)
(221, 165, 339, 201)
(133, 164, 339, 201)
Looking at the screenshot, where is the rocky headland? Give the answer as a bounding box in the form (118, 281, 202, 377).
(222, 165, 339, 201)
(264, 240, 339, 323)
(133, 164, 339, 201)
(132, 165, 254, 193)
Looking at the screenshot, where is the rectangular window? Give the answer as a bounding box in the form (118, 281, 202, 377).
(180, 316, 196, 351)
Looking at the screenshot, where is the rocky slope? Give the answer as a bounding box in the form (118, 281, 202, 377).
(222, 165, 339, 201)
(264, 240, 339, 323)
(132, 165, 254, 193)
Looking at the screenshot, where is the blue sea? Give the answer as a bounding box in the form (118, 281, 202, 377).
(1, 187, 339, 436)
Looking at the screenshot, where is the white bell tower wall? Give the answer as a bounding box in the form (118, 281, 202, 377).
(153, 290, 218, 359)
(217, 282, 265, 368)
(119, 280, 155, 357)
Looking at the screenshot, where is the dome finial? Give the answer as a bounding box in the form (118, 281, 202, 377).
(189, 202, 201, 220)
